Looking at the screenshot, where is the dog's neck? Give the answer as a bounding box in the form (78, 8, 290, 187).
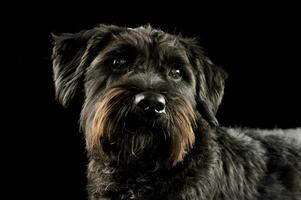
(87, 126, 219, 199)
(98, 124, 210, 168)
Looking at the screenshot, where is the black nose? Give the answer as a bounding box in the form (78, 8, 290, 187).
(134, 92, 166, 115)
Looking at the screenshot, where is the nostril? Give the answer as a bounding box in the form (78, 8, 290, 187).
(154, 102, 165, 113)
(134, 94, 150, 110)
(137, 99, 150, 110)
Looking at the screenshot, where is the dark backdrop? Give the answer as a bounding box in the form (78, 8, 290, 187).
(5, 3, 300, 199)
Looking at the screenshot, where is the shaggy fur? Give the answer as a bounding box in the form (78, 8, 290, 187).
(51, 24, 301, 200)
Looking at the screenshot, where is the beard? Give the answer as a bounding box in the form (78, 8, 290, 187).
(81, 83, 197, 167)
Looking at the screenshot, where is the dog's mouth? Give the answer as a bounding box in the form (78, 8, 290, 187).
(123, 116, 144, 134)
(123, 112, 166, 135)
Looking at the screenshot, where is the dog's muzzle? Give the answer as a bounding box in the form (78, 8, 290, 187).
(134, 92, 166, 117)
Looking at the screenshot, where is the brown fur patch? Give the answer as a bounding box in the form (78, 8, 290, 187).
(167, 97, 196, 165)
(87, 87, 132, 153)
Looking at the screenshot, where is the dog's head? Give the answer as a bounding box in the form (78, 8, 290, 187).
(52, 24, 227, 167)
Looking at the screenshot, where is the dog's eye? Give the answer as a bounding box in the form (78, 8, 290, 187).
(112, 58, 127, 68)
(168, 68, 182, 80)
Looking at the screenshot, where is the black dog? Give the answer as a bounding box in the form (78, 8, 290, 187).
(52, 24, 301, 200)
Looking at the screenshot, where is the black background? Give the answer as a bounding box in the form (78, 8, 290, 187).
(5, 2, 301, 199)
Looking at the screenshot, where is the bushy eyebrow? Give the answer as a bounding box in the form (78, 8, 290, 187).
(103, 44, 138, 59)
(162, 50, 190, 66)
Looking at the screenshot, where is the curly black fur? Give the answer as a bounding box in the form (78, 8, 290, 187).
(52, 24, 301, 200)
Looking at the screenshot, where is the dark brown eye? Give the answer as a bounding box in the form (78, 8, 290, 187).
(168, 68, 182, 80)
(112, 58, 127, 68)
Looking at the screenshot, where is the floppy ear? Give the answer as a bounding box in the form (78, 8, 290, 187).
(182, 38, 228, 126)
(51, 24, 119, 107)
(52, 30, 95, 107)
(198, 58, 227, 126)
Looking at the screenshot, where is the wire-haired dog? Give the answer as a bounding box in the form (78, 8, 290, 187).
(51, 24, 301, 200)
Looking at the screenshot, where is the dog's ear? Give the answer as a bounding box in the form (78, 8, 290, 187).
(182, 38, 228, 126)
(199, 58, 227, 126)
(52, 31, 92, 106)
(51, 24, 119, 107)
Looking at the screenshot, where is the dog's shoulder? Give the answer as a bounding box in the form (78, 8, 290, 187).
(220, 127, 301, 159)
(235, 128, 301, 149)
(215, 127, 301, 199)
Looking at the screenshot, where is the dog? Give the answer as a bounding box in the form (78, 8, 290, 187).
(51, 24, 301, 200)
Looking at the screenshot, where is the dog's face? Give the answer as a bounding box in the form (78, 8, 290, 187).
(52, 25, 227, 167)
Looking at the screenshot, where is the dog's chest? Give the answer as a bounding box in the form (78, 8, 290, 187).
(97, 168, 185, 200)
(107, 174, 169, 199)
